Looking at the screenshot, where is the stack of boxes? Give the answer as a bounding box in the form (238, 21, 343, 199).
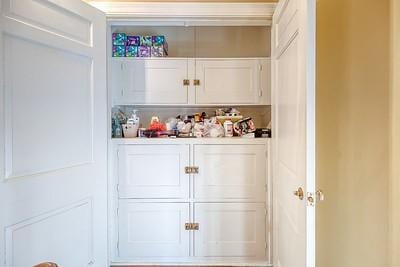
(112, 33, 168, 57)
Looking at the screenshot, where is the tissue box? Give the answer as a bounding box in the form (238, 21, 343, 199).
(112, 45, 126, 57)
(151, 44, 168, 57)
(126, 46, 138, 57)
(152, 35, 166, 46)
(138, 46, 151, 57)
(140, 36, 152, 46)
(127, 36, 140, 46)
(112, 33, 127, 46)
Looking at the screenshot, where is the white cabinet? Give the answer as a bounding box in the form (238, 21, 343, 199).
(118, 201, 190, 258)
(111, 58, 270, 105)
(195, 58, 270, 105)
(112, 58, 190, 104)
(114, 141, 270, 263)
(194, 203, 266, 259)
(117, 145, 190, 199)
(193, 144, 267, 200)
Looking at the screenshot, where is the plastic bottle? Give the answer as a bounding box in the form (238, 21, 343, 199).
(223, 120, 233, 137)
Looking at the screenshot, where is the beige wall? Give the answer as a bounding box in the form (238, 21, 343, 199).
(317, 0, 390, 267)
(390, 0, 400, 266)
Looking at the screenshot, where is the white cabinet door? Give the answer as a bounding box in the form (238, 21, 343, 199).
(194, 203, 266, 259)
(195, 58, 270, 105)
(193, 145, 266, 200)
(114, 58, 189, 104)
(0, 0, 107, 266)
(118, 201, 190, 259)
(272, 0, 316, 267)
(118, 145, 190, 199)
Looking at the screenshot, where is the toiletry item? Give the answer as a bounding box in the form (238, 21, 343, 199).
(114, 121, 123, 138)
(152, 35, 166, 46)
(126, 46, 138, 57)
(127, 36, 140, 46)
(151, 45, 168, 57)
(138, 46, 151, 57)
(140, 36, 153, 46)
(112, 33, 127, 46)
(223, 120, 233, 137)
(112, 45, 125, 57)
(123, 110, 140, 138)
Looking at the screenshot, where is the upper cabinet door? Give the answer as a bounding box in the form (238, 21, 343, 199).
(113, 58, 189, 105)
(195, 58, 270, 105)
(271, 0, 316, 267)
(0, 0, 107, 266)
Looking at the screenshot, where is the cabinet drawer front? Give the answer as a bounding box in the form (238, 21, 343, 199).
(118, 145, 190, 199)
(118, 201, 190, 258)
(193, 144, 266, 200)
(194, 203, 266, 259)
(115, 58, 189, 104)
(195, 59, 260, 104)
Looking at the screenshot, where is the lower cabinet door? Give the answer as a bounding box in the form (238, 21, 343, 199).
(194, 144, 267, 200)
(118, 201, 190, 258)
(194, 203, 266, 259)
(118, 145, 190, 199)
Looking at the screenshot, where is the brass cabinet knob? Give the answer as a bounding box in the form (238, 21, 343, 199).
(293, 187, 304, 200)
(194, 79, 200, 86)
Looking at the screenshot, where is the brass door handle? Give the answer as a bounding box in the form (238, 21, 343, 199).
(294, 187, 304, 200)
(316, 190, 325, 202)
(194, 79, 200, 86)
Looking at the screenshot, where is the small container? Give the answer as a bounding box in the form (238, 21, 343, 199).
(223, 120, 233, 137)
(126, 46, 138, 57)
(127, 36, 140, 46)
(140, 36, 153, 46)
(112, 33, 127, 46)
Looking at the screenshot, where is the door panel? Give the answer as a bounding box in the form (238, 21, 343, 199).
(193, 144, 266, 200)
(115, 58, 189, 104)
(0, 1, 107, 266)
(194, 203, 266, 259)
(195, 59, 264, 104)
(118, 201, 190, 259)
(118, 145, 190, 199)
(272, 0, 316, 267)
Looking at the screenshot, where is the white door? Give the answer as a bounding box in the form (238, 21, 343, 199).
(114, 58, 189, 104)
(194, 203, 266, 259)
(195, 58, 269, 105)
(193, 145, 266, 201)
(117, 201, 190, 259)
(0, 1, 107, 266)
(271, 0, 316, 267)
(117, 145, 190, 199)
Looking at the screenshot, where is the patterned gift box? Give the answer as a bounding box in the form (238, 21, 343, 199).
(112, 33, 127, 46)
(127, 36, 140, 46)
(138, 46, 151, 57)
(126, 46, 138, 57)
(151, 44, 168, 57)
(140, 36, 152, 46)
(112, 45, 126, 57)
(152, 35, 166, 46)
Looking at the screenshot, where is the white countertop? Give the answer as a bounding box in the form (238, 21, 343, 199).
(111, 137, 270, 145)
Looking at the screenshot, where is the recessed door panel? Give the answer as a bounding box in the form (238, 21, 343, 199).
(193, 145, 266, 200)
(118, 145, 190, 199)
(118, 201, 190, 258)
(194, 203, 266, 259)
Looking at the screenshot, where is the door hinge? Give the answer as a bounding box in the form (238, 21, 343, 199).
(307, 192, 315, 206)
(185, 223, 199, 230)
(116, 207, 119, 216)
(185, 166, 199, 174)
(116, 184, 120, 192)
(265, 242, 268, 249)
(258, 63, 263, 72)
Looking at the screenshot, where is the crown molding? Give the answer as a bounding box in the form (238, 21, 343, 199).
(88, 2, 277, 25)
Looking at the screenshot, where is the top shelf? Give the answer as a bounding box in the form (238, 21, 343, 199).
(109, 26, 271, 58)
